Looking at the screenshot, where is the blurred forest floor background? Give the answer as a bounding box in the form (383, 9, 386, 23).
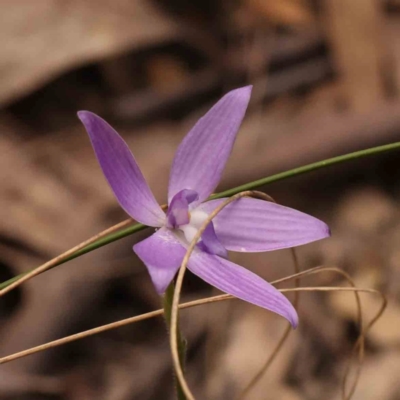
(2, 1, 400, 399)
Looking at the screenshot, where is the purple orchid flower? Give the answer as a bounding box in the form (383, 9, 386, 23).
(78, 86, 330, 328)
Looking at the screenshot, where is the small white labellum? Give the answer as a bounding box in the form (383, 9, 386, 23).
(179, 209, 209, 244)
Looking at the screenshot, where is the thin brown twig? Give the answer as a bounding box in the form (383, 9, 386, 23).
(237, 247, 301, 400)
(0, 218, 132, 296)
(0, 284, 385, 376)
(0, 294, 232, 365)
(0, 205, 167, 297)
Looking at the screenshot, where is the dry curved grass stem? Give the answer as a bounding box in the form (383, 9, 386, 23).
(238, 266, 365, 400)
(170, 190, 275, 400)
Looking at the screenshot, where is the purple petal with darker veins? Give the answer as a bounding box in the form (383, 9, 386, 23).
(198, 197, 330, 252)
(168, 86, 252, 206)
(133, 228, 186, 294)
(187, 250, 298, 327)
(78, 111, 165, 227)
(167, 189, 198, 228)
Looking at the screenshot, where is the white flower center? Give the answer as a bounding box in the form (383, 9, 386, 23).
(179, 209, 209, 244)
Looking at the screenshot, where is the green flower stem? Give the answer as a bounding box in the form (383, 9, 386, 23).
(163, 282, 187, 400)
(1, 141, 400, 290)
(209, 141, 400, 199)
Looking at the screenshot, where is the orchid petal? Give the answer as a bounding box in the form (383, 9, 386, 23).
(168, 86, 252, 205)
(198, 197, 330, 252)
(78, 111, 165, 227)
(133, 228, 186, 294)
(187, 250, 298, 327)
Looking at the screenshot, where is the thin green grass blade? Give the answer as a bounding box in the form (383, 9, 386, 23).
(1, 141, 399, 290)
